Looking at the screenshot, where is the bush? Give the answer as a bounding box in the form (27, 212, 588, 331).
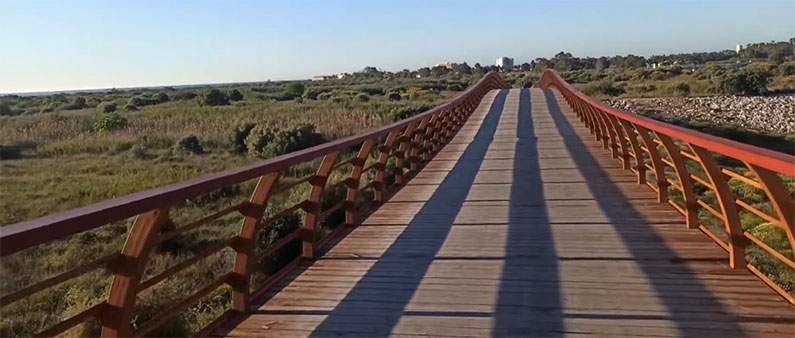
(668, 82, 691, 96)
(581, 81, 625, 97)
(388, 104, 435, 122)
(228, 89, 244, 101)
(0, 102, 12, 115)
(171, 91, 198, 101)
(0, 144, 22, 160)
(202, 89, 230, 106)
(244, 124, 326, 159)
(316, 92, 332, 100)
(777, 62, 795, 76)
(355, 93, 370, 102)
(711, 67, 771, 95)
(387, 92, 401, 101)
(128, 95, 161, 107)
(124, 104, 138, 111)
(155, 92, 170, 103)
(98, 102, 117, 113)
(230, 123, 256, 154)
(93, 113, 128, 132)
(176, 135, 204, 154)
(285, 82, 305, 96)
(64, 96, 87, 110)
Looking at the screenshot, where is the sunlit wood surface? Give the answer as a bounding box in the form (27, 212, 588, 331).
(215, 88, 795, 337)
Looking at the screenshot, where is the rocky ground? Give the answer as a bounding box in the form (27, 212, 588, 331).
(607, 95, 795, 134)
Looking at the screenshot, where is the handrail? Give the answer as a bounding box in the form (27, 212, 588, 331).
(535, 69, 795, 305)
(0, 71, 510, 337)
(535, 70, 794, 176)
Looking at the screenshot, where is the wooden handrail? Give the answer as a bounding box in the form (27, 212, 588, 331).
(0, 72, 510, 337)
(535, 69, 795, 304)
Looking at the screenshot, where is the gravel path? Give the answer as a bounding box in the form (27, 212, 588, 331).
(607, 95, 795, 134)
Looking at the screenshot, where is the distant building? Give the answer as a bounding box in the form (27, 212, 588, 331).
(311, 73, 348, 81)
(736, 44, 743, 53)
(434, 62, 455, 69)
(496, 57, 514, 70)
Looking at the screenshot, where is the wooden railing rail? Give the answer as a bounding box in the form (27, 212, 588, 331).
(535, 69, 795, 305)
(0, 73, 510, 336)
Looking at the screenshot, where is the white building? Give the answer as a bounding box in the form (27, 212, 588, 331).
(496, 56, 514, 70)
(736, 44, 743, 53)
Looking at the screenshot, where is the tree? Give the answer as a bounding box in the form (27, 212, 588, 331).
(712, 67, 771, 95)
(202, 89, 230, 106)
(595, 57, 608, 72)
(285, 82, 305, 96)
(473, 63, 484, 74)
(519, 62, 531, 71)
(454, 62, 472, 75)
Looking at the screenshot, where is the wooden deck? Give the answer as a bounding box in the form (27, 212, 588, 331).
(215, 88, 795, 337)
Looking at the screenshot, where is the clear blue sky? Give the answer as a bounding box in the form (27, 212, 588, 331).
(1, 0, 793, 93)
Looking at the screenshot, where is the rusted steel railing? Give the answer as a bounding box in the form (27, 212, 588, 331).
(0, 73, 510, 336)
(536, 69, 795, 304)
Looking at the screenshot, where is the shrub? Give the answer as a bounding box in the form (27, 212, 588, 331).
(171, 91, 198, 101)
(330, 96, 346, 104)
(316, 92, 332, 100)
(230, 123, 256, 154)
(388, 104, 435, 122)
(176, 135, 204, 154)
(124, 104, 138, 111)
(202, 89, 230, 106)
(93, 113, 128, 132)
(228, 89, 244, 101)
(711, 67, 771, 95)
(0, 144, 22, 160)
(668, 82, 691, 96)
(0, 102, 12, 115)
(98, 102, 117, 113)
(155, 92, 170, 103)
(245, 124, 326, 159)
(581, 81, 625, 97)
(285, 82, 305, 96)
(387, 92, 401, 101)
(355, 93, 370, 102)
(777, 62, 795, 76)
(128, 95, 161, 107)
(64, 96, 87, 110)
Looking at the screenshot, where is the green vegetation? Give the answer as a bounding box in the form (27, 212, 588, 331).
(0, 70, 466, 337)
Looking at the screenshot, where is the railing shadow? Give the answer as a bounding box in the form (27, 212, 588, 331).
(307, 90, 509, 337)
(492, 88, 564, 336)
(541, 88, 746, 336)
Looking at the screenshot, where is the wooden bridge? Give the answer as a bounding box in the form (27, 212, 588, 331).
(1, 71, 794, 337)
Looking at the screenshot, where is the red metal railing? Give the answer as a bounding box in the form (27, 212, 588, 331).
(0, 73, 510, 336)
(536, 69, 795, 304)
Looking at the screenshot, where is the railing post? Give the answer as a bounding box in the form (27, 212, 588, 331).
(394, 124, 416, 186)
(658, 134, 698, 229)
(595, 108, 619, 158)
(102, 207, 170, 337)
(634, 124, 668, 203)
(618, 119, 646, 183)
(410, 118, 431, 172)
(231, 173, 280, 313)
(746, 164, 795, 254)
(374, 131, 398, 204)
(301, 151, 340, 260)
(345, 140, 375, 226)
(605, 114, 631, 169)
(690, 145, 746, 268)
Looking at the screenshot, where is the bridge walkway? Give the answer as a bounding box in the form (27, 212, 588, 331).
(215, 88, 795, 337)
